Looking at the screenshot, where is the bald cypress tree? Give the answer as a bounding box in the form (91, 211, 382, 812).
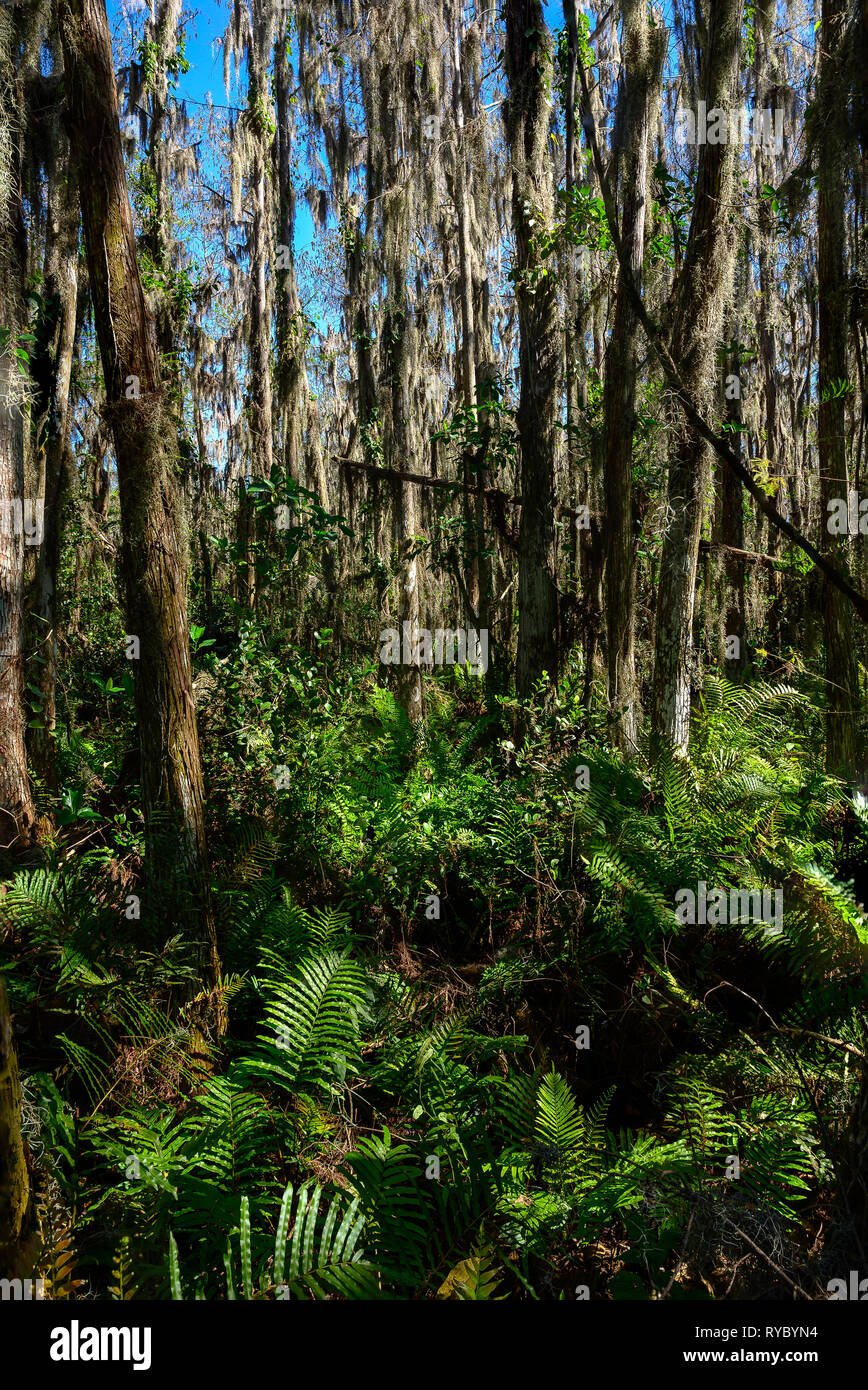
(0, 7, 37, 849)
(650, 0, 744, 752)
(603, 0, 665, 754)
(28, 43, 79, 796)
(59, 0, 223, 1022)
(504, 0, 559, 705)
(816, 0, 860, 775)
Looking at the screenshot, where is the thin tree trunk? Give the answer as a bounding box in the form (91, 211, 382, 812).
(505, 0, 559, 704)
(373, 27, 425, 729)
(651, 0, 744, 752)
(239, 0, 275, 611)
(451, 7, 479, 615)
(386, 299, 425, 728)
(451, 4, 491, 695)
(754, 0, 784, 650)
(29, 93, 79, 793)
(817, 0, 859, 774)
(603, 0, 664, 754)
(0, 976, 28, 1277)
(720, 329, 747, 674)
(0, 9, 36, 849)
(274, 28, 303, 493)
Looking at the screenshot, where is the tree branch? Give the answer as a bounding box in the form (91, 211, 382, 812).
(333, 455, 589, 522)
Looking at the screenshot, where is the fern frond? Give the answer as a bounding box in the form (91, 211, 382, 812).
(437, 1245, 506, 1299)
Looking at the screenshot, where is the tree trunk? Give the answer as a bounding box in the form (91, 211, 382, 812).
(0, 9, 37, 850)
(28, 91, 79, 794)
(0, 362, 35, 851)
(60, 0, 223, 1022)
(720, 328, 747, 674)
(817, 0, 859, 775)
(451, 7, 479, 616)
(450, 4, 492, 700)
(505, 0, 560, 704)
(651, 0, 743, 751)
(372, 27, 425, 730)
(238, 0, 275, 611)
(0, 976, 28, 1276)
(603, 0, 664, 754)
(274, 27, 304, 494)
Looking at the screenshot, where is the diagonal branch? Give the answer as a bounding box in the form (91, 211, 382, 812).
(575, 51, 868, 624)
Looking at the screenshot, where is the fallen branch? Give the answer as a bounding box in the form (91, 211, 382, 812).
(720, 1217, 814, 1299)
(699, 539, 789, 567)
(334, 455, 589, 522)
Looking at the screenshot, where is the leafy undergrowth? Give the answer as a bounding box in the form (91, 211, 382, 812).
(2, 657, 867, 1300)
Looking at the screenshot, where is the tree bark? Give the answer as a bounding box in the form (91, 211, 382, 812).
(28, 88, 79, 794)
(753, 0, 784, 650)
(274, 25, 303, 494)
(0, 976, 28, 1276)
(603, 1, 664, 754)
(505, 0, 560, 704)
(817, 0, 859, 775)
(59, 0, 223, 1021)
(370, 20, 426, 729)
(0, 9, 37, 849)
(650, 0, 743, 752)
(719, 326, 747, 674)
(238, 0, 275, 610)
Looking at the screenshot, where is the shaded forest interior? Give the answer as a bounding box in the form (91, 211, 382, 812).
(2, 0, 868, 1301)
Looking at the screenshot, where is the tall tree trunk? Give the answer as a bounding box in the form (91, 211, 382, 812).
(720, 327, 747, 674)
(0, 361, 34, 851)
(238, 0, 275, 611)
(385, 278, 425, 732)
(369, 21, 425, 729)
(651, 0, 743, 751)
(603, 0, 664, 754)
(0, 976, 28, 1277)
(562, 0, 581, 632)
(450, 3, 491, 696)
(274, 26, 303, 494)
(29, 90, 79, 794)
(451, 4, 479, 618)
(817, 0, 859, 774)
(0, 9, 37, 849)
(60, 0, 223, 1022)
(505, 0, 559, 704)
(753, 0, 784, 650)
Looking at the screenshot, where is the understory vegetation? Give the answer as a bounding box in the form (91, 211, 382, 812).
(4, 608, 867, 1298)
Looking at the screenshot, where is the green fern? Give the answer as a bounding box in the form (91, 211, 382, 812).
(250, 946, 371, 1093)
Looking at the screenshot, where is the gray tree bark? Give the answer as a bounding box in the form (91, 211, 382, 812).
(651, 0, 744, 752)
(603, 1, 665, 754)
(505, 0, 560, 704)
